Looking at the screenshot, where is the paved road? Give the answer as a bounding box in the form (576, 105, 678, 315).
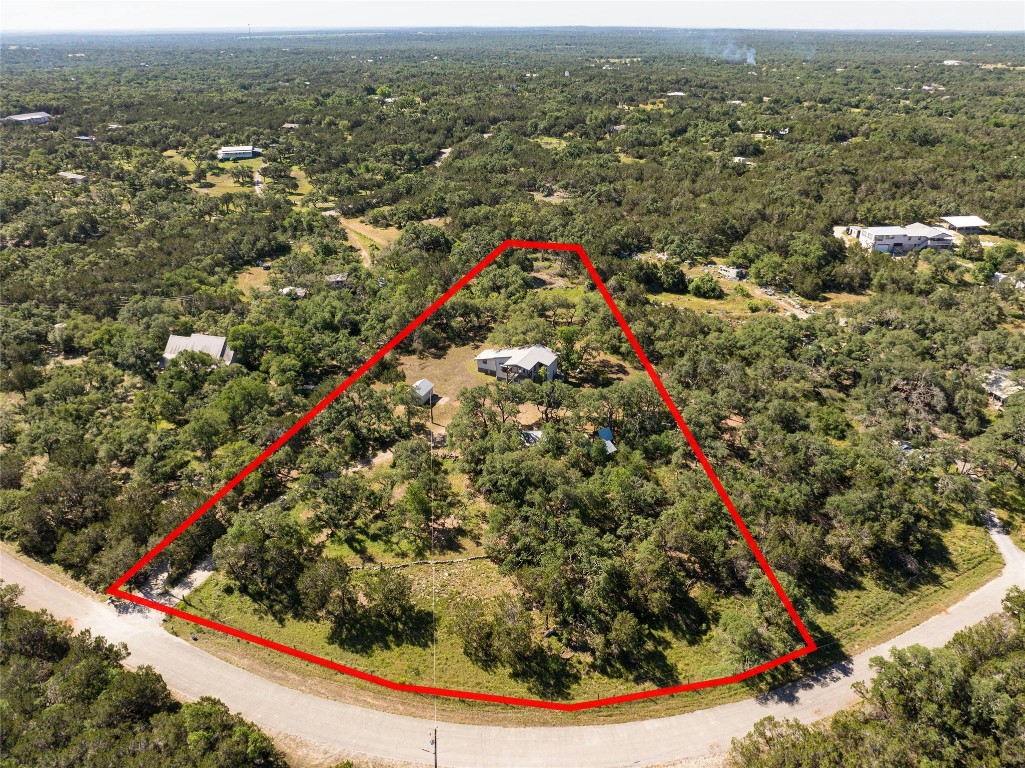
(2, 512, 1022, 768)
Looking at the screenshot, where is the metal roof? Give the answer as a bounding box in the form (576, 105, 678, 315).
(503, 345, 558, 371)
(940, 215, 989, 228)
(412, 379, 434, 397)
(4, 111, 51, 120)
(162, 333, 233, 364)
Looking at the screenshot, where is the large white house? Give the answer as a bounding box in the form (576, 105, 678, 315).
(475, 345, 558, 383)
(851, 223, 953, 254)
(216, 145, 260, 161)
(162, 333, 235, 365)
(3, 111, 52, 125)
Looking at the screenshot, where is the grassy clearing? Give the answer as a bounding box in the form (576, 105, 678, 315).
(338, 217, 400, 248)
(236, 266, 271, 297)
(649, 283, 771, 318)
(397, 344, 483, 428)
(290, 167, 313, 195)
(163, 519, 1000, 725)
(531, 136, 568, 150)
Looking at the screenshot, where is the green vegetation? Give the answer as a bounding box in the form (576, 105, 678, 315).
(727, 587, 1025, 768)
(1, 28, 1023, 715)
(0, 581, 289, 768)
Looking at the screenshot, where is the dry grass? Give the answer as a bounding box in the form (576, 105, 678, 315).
(339, 217, 401, 248)
(236, 266, 271, 297)
(397, 345, 483, 427)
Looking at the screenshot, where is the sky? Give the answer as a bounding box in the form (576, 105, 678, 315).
(2, 0, 1023, 34)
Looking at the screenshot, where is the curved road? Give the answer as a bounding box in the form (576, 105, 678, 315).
(2, 513, 1022, 768)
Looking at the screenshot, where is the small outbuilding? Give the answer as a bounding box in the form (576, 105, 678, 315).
(596, 427, 617, 454)
(983, 368, 1023, 409)
(938, 215, 989, 234)
(325, 273, 349, 287)
(57, 171, 88, 184)
(279, 286, 308, 299)
(411, 378, 434, 406)
(718, 265, 747, 280)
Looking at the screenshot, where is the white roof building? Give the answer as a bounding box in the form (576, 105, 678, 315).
(162, 333, 234, 365)
(983, 368, 1023, 407)
(939, 215, 989, 232)
(854, 222, 954, 253)
(57, 171, 88, 184)
(475, 344, 559, 383)
(3, 111, 52, 125)
(216, 145, 260, 160)
(411, 378, 434, 405)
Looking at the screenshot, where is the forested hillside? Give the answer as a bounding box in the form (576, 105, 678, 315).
(1, 29, 1023, 710)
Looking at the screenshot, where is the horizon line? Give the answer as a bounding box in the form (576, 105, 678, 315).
(3, 25, 1022, 36)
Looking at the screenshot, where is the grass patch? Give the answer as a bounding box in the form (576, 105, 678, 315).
(531, 136, 568, 150)
(236, 266, 271, 297)
(338, 217, 400, 248)
(163, 520, 1001, 725)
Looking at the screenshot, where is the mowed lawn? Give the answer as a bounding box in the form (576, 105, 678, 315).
(164, 517, 1001, 720)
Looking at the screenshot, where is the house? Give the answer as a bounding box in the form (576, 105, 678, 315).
(57, 171, 88, 184)
(475, 345, 558, 384)
(938, 215, 989, 234)
(282, 123, 300, 129)
(852, 223, 953, 254)
(719, 265, 747, 280)
(73, 135, 96, 143)
(279, 286, 308, 299)
(596, 427, 617, 454)
(162, 333, 234, 366)
(983, 368, 1023, 409)
(411, 379, 434, 406)
(3, 111, 52, 125)
(325, 273, 349, 287)
(216, 145, 260, 161)
(993, 273, 1025, 291)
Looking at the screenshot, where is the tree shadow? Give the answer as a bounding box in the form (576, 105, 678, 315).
(510, 647, 581, 700)
(327, 605, 436, 654)
(865, 526, 953, 595)
(752, 624, 851, 705)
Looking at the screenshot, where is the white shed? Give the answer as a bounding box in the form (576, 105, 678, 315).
(411, 379, 434, 406)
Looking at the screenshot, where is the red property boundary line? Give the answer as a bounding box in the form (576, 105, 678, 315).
(108, 239, 817, 712)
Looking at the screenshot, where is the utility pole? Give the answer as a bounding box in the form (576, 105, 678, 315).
(422, 728, 437, 768)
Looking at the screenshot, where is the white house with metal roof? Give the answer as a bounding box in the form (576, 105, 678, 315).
(853, 222, 953, 253)
(3, 111, 52, 125)
(162, 333, 235, 366)
(216, 145, 260, 160)
(475, 345, 558, 383)
(938, 215, 989, 234)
